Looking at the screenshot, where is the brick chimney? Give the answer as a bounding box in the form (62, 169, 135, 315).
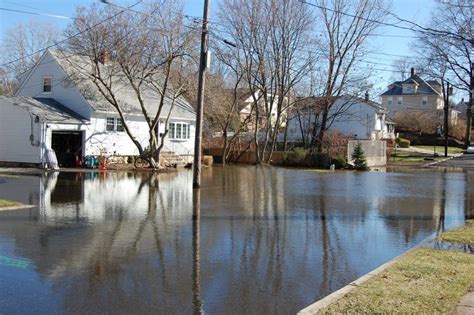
(365, 90, 369, 101)
(410, 67, 415, 78)
(99, 49, 110, 64)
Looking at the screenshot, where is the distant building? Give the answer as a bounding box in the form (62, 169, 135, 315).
(285, 93, 395, 143)
(380, 68, 459, 124)
(238, 90, 289, 131)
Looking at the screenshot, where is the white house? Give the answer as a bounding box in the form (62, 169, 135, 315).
(285, 94, 396, 143)
(238, 90, 289, 130)
(0, 50, 196, 167)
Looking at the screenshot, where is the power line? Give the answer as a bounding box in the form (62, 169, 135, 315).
(0, 7, 73, 19)
(299, 0, 418, 33)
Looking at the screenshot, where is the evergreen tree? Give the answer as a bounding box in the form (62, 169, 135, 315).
(351, 142, 369, 170)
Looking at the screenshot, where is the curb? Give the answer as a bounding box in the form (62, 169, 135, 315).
(0, 204, 35, 211)
(422, 153, 463, 168)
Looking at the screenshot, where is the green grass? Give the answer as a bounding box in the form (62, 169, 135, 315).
(319, 223, 474, 314)
(412, 145, 465, 154)
(0, 199, 19, 208)
(438, 221, 474, 245)
(389, 151, 439, 163)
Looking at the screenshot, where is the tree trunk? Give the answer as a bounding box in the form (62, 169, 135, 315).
(465, 70, 473, 148)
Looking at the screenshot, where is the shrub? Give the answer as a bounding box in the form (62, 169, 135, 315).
(292, 147, 307, 162)
(331, 156, 347, 169)
(306, 152, 331, 168)
(283, 147, 307, 166)
(397, 138, 410, 148)
(351, 142, 369, 171)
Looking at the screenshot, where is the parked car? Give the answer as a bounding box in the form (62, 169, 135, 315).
(466, 146, 474, 154)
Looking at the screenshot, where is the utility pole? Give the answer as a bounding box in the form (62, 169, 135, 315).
(444, 81, 452, 157)
(193, 0, 210, 189)
(465, 62, 473, 148)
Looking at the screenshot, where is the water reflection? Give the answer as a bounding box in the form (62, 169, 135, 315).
(0, 167, 472, 313)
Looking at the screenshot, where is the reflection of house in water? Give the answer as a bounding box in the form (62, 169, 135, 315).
(0, 171, 196, 313)
(0, 168, 472, 314)
(378, 172, 468, 241)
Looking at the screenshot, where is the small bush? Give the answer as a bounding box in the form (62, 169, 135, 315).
(306, 152, 331, 168)
(331, 156, 347, 169)
(397, 138, 411, 148)
(283, 147, 307, 165)
(292, 147, 307, 162)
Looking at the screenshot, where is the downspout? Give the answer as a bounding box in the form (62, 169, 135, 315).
(40, 122, 47, 169)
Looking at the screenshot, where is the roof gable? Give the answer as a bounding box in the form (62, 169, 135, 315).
(381, 75, 442, 96)
(49, 50, 196, 121)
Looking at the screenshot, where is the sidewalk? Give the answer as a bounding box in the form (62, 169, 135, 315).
(396, 146, 460, 157)
(452, 284, 474, 315)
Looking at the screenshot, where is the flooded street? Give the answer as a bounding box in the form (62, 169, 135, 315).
(0, 166, 473, 314)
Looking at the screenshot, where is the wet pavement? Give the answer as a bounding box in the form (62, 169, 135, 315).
(434, 154, 474, 170)
(0, 166, 473, 314)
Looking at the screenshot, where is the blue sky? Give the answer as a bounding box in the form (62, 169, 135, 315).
(0, 0, 437, 97)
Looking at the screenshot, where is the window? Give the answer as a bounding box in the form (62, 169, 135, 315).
(168, 122, 190, 140)
(106, 117, 124, 132)
(116, 118, 124, 132)
(176, 123, 182, 139)
(387, 100, 392, 106)
(422, 97, 428, 106)
(106, 117, 115, 131)
(169, 123, 176, 138)
(43, 76, 52, 93)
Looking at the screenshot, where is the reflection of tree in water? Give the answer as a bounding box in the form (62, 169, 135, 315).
(31, 172, 195, 313)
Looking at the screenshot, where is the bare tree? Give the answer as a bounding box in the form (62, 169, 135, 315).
(312, 0, 389, 152)
(218, 0, 314, 163)
(65, 1, 198, 168)
(391, 58, 411, 81)
(414, 0, 473, 147)
(0, 20, 61, 95)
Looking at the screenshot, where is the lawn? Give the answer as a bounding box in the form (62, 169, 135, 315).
(438, 220, 474, 245)
(0, 199, 19, 208)
(389, 151, 439, 163)
(318, 222, 474, 314)
(412, 145, 465, 154)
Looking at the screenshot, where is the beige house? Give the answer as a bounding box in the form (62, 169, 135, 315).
(381, 68, 459, 124)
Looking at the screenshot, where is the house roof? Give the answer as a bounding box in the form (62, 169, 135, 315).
(381, 74, 442, 96)
(0, 96, 87, 124)
(48, 50, 196, 121)
(291, 95, 384, 115)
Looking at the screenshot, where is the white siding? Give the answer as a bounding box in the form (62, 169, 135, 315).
(0, 102, 41, 163)
(46, 114, 195, 157)
(16, 51, 93, 119)
(286, 98, 394, 142)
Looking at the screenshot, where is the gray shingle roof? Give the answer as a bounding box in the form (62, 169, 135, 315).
(381, 74, 442, 96)
(49, 50, 196, 121)
(0, 96, 87, 124)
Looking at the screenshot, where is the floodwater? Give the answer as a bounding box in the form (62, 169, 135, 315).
(0, 166, 473, 314)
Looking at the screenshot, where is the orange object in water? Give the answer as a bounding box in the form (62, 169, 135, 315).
(101, 158, 107, 170)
